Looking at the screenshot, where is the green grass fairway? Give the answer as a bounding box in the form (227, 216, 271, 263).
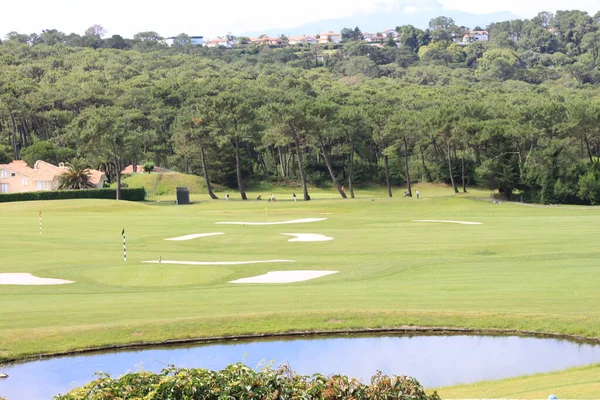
(1, 185, 600, 398)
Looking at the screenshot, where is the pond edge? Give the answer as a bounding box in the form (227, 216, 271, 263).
(2, 326, 600, 366)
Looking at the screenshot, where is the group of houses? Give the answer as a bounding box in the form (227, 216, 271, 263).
(0, 160, 161, 194)
(165, 27, 488, 49)
(0, 160, 106, 194)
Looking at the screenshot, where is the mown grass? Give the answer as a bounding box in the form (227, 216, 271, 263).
(434, 363, 600, 399)
(1, 183, 599, 398)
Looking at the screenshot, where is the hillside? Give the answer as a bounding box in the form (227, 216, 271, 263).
(120, 172, 209, 198)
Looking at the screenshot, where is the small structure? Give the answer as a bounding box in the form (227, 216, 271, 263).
(176, 187, 190, 205)
(164, 36, 204, 46)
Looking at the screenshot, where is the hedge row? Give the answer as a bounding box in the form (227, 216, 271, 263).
(56, 363, 440, 400)
(0, 188, 145, 203)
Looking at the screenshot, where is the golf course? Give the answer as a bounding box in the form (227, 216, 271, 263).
(1, 184, 600, 398)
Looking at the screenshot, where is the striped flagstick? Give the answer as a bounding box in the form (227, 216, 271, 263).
(122, 228, 127, 262)
(39, 211, 42, 235)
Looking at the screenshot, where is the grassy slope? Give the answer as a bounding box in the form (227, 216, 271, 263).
(1, 184, 600, 398)
(119, 172, 209, 197)
(434, 363, 600, 399)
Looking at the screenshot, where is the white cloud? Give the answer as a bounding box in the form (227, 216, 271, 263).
(404, 6, 420, 14)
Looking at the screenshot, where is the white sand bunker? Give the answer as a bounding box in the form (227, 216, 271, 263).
(413, 220, 483, 225)
(216, 218, 327, 226)
(282, 233, 334, 242)
(0, 273, 74, 285)
(165, 233, 225, 241)
(143, 259, 296, 266)
(230, 270, 339, 284)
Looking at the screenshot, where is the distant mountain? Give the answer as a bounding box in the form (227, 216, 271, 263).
(237, 6, 518, 38)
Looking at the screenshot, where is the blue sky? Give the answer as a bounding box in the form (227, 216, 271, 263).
(1, 0, 598, 39)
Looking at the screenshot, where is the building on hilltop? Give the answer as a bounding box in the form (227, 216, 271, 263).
(0, 160, 106, 194)
(317, 31, 342, 44)
(164, 36, 204, 46)
(288, 35, 317, 45)
(458, 29, 489, 45)
(204, 37, 238, 48)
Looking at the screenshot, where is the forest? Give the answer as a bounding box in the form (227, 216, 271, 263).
(1, 10, 600, 204)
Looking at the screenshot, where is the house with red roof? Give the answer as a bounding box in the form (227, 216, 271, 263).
(0, 160, 106, 194)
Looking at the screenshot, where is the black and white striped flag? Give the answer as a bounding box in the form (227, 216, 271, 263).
(122, 229, 127, 262)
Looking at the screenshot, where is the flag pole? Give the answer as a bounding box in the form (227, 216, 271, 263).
(122, 229, 127, 262)
(39, 211, 42, 235)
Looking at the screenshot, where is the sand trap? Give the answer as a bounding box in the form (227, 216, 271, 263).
(165, 233, 225, 241)
(413, 220, 483, 225)
(230, 270, 339, 284)
(216, 218, 327, 226)
(143, 259, 296, 266)
(0, 273, 74, 285)
(281, 233, 334, 242)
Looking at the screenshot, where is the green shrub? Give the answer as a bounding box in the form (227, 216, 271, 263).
(55, 363, 439, 400)
(0, 188, 145, 203)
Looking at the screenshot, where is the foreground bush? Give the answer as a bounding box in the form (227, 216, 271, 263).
(0, 188, 145, 203)
(55, 363, 440, 400)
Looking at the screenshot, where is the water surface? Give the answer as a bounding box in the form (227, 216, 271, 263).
(1, 334, 600, 399)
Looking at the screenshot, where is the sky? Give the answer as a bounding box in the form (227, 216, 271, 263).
(1, 0, 598, 40)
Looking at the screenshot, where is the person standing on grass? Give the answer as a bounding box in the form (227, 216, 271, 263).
(270, 193, 276, 202)
(293, 193, 297, 202)
(416, 190, 420, 199)
(226, 194, 230, 201)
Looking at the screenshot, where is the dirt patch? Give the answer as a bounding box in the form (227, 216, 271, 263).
(131, 332, 144, 337)
(326, 319, 343, 324)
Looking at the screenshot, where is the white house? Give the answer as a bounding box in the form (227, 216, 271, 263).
(472, 30, 489, 42)
(459, 29, 489, 45)
(317, 31, 342, 44)
(381, 29, 399, 38)
(288, 35, 317, 45)
(164, 36, 204, 46)
(204, 38, 234, 48)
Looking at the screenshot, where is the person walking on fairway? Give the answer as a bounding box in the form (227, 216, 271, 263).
(225, 194, 230, 201)
(293, 193, 297, 202)
(415, 190, 420, 200)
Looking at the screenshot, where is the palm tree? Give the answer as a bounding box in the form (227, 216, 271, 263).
(58, 158, 95, 190)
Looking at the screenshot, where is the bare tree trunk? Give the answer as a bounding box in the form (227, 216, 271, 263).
(321, 140, 347, 198)
(348, 139, 355, 199)
(115, 157, 122, 201)
(200, 145, 218, 199)
(294, 135, 310, 201)
(447, 141, 459, 193)
(461, 156, 467, 193)
(278, 147, 285, 177)
(583, 134, 594, 164)
(10, 113, 19, 160)
(419, 145, 432, 182)
(18, 123, 28, 148)
(233, 139, 247, 200)
(383, 154, 392, 197)
(404, 137, 412, 197)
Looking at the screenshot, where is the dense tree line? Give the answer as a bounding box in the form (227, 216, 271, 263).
(1, 10, 600, 203)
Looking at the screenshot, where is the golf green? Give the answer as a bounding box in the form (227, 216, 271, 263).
(1, 185, 599, 397)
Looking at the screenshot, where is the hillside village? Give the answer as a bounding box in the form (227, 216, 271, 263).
(167, 28, 489, 48)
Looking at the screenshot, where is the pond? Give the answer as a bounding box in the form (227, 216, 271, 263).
(2, 334, 600, 399)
